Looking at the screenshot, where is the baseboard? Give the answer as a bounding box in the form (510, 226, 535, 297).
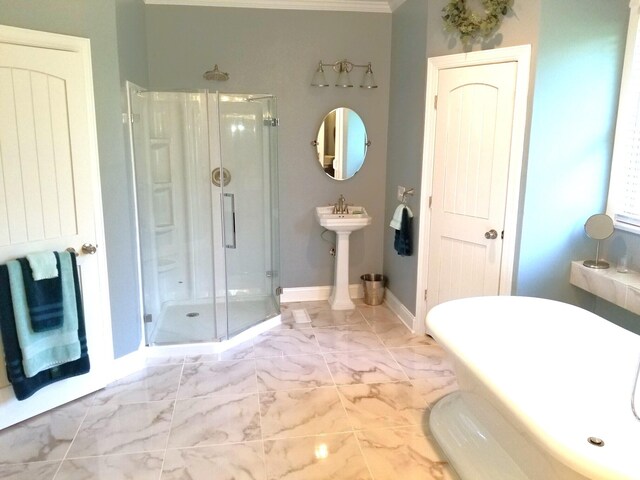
(109, 349, 146, 383)
(384, 288, 418, 332)
(280, 284, 364, 303)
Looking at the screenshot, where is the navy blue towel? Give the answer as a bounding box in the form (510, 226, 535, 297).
(17, 253, 63, 332)
(394, 207, 413, 256)
(0, 253, 89, 401)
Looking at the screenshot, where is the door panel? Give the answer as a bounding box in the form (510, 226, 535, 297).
(0, 29, 112, 429)
(427, 62, 517, 310)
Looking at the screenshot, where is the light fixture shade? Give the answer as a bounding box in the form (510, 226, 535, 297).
(311, 62, 330, 87)
(335, 67, 353, 88)
(360, 63, 378, 89)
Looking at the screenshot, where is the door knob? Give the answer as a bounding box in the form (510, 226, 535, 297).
(81, 243, 97, 255)
(484, 229, 498, 240)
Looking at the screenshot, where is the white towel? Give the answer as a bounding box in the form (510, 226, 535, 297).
(26, 252, 58, 281)
(390, 205, 413, 230)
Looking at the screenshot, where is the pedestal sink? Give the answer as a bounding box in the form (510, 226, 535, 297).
(316, 206, 372, 310)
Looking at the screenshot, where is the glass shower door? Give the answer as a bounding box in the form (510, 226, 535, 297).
(216, 94, 280, 337)
(129, 85, 223, 345)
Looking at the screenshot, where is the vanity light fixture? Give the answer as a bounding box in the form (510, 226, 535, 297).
(311, 60, 378, 89)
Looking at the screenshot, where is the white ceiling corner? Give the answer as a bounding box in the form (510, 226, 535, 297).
(144, 0, 406, 14)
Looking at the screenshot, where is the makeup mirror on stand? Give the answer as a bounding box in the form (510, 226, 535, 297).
(583, 214, 614, 269)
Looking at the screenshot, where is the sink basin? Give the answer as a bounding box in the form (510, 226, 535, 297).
(315, 206, 371, 232)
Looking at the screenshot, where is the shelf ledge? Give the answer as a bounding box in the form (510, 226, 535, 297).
(570, 261, 640, 315)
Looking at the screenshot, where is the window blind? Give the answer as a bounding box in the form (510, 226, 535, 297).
(610, 5, 640, 231)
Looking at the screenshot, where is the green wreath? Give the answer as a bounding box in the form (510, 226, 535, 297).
(442, 0, 513, 43)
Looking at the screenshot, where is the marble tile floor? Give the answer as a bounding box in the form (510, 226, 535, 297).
(0, 301, 460, 480)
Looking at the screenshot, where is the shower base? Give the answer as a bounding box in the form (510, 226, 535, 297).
(149, 296, 279, 346)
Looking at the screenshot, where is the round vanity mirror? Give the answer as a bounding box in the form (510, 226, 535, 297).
(314, 108, 368, 180)
(584, 214, 614, 240)
(583, 214, 614, 269)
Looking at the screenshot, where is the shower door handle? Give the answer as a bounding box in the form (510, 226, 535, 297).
(223, 193, 237, 249)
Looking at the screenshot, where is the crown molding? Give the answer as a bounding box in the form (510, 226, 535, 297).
(144, 0, 393, 13)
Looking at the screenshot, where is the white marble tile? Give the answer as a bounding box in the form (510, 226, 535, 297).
(570, 262, 628, 307)
(313, 325, 385, 353)
(167, 394, 261, 448)
(338, 382, 427, 430)
(366, 321, 434, 348)
(626, 286, 640, 316)
(67, 400, 174, 457)
(357, 304, 401, 324)
(264, 433, 372, 480)
(0, 396, 92, 465)
(56, 452, 164, 479)
(410, 376, 459, 408)
(145, 355, 185, 366)
(0, 461, 60, 480)
(94, 365, 183, 405)
(259, 387, 351, 439)
(162, 443, 266, 480)
(324, 349, 409, 385)
(253, 329, 320, 358)
(308, 308, 368, 328)
(185, 341, 256, 362)
(390, 346, 455, 379)
(357, 426, 457, 480)
(177, 360, 257, 398)
(256, 354, 334, 391)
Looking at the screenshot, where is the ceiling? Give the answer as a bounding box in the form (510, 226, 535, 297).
(144, 0, 407, 14)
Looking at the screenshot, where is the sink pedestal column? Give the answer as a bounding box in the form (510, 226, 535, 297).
(328, 231, 355, 310)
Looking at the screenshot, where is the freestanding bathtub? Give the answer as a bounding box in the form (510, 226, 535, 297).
(426, 296, 640, 480)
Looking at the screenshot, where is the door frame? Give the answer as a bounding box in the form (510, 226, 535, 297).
(414, 45, 531, 333)
(0, 24, 113, 426)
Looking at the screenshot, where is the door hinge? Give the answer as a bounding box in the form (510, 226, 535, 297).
(424, 289, 428, 301)
(144, 313, 153, 323)
(501, 230, 504, 240)
(275, 286, 283, 296)
(429, 196, 433, 208)
(264, 117, 279, 127)
(434, 95, 438, 110)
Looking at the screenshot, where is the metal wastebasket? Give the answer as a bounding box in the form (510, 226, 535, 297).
(361, 274, 387, 306)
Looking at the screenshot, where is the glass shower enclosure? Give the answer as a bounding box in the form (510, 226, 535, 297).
(127, 85, 280, 345)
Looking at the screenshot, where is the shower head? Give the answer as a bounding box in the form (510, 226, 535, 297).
(203, 64, 229, 81)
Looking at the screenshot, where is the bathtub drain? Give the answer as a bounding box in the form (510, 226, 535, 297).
(587, 437, 604, 447)
(186, 312, 200, 318)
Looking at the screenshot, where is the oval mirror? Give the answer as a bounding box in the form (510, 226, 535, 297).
(314, 108, 368, 180)
(584, 214, 614, 240)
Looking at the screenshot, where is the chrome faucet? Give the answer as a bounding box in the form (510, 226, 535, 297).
(333, 194, 349, 214)
(334, 194, 347, 214)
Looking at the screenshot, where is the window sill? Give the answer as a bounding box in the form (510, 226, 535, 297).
(570, 261, 640, 315)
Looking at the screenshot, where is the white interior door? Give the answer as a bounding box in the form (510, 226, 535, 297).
(0, 26, 112, 429)
(426, 62, 517, 310)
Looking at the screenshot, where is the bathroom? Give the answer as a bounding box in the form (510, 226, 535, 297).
(0, 0, 638, 478)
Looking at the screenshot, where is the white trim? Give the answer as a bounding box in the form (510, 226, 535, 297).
(388, 0, 407, 11)
(144, 0, 391, 13)
(383, 288, 415, 331)
(280, 284, 364, 303)
(415, 45, 532, 331)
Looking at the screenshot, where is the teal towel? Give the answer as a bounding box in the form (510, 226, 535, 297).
(8, 251, 80, 378)
(26, 252, 58, 281)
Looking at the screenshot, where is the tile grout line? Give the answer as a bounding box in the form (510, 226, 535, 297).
(157, 358, 187, 479)
(50, 393, 96, 480)
(252, 358, 269, 480)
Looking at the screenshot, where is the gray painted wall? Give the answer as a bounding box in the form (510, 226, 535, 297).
(516, 0, 628, 313)
(383, 0, 427, 312)
(144, 6, 392, 288)
(384, 0, 541, 315)
(0, 0, 145, 357)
